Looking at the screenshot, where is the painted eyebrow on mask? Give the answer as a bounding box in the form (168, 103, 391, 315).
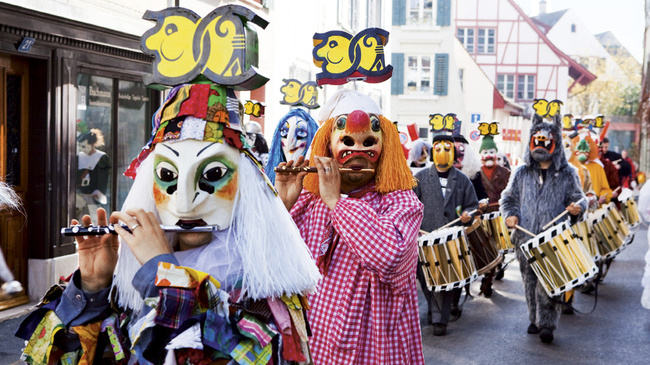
(161, 144, 179, 156)
(197, 142, 218, 157)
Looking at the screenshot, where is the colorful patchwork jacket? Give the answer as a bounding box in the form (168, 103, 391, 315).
(16, 254, 311, 364)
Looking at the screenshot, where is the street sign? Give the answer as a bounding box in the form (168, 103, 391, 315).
(470, 130, 480, 141)
(17, 37, 35, 53)
(471, 113, 481, 123)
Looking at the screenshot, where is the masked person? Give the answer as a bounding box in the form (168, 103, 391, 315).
(454, 133, 488, 202)
(576, 134, 612, 204)
(477, 134, 511, 294)
(414, 129, 478, 336)
(501, 112, 586, 344)
(265, 108, 319, 184)
(408, 139, 432, 174)
(17, 82, 321, 364)
(276, 89, 424, 364)
(245, 120, 270, 166)
(600, 137, 631, 189)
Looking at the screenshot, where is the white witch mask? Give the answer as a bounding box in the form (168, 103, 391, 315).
(280, 115, 310, 161)
(152, 139, 240, 229)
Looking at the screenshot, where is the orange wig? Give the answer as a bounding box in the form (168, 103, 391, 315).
(303, 115, 416, 195)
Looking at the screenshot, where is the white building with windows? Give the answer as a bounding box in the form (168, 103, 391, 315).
(389, 0, 524, 153)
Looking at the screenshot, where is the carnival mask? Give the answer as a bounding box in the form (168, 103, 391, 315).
(330, 110, 382, 187)
(280, 115, 310, 161)
(575, 139, 590, 163)
(417, 145, 429, 164)
(481, 148, 498, 167)
(433, 140, 454, 171)
(153, 139, 240, 229)
(530, 130, 555, 162)
(453, 142, 465, 169)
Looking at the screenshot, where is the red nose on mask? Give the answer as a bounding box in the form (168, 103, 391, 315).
(346, 110, 370, 133)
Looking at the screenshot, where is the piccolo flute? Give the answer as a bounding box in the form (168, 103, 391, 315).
(274, 166, 375, 174)
(61, 224, 220, 236)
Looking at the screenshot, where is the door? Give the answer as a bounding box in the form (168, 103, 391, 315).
(0, 54, 29, 303)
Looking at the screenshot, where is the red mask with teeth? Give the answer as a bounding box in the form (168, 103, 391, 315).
(330, 110, 383, 189)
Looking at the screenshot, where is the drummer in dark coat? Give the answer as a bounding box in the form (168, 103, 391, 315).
(414, 132, 478, 336)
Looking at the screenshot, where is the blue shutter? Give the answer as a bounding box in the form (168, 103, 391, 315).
(392, 0, 406, 26)
(434, 53, 448, 96)
(437, 0, 451, 26)
(391, 53, 404, 95)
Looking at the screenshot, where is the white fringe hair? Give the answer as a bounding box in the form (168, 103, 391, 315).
(0, 181, 22, 212)
(460, 143, 482, 179)
(112, 151, 321, 311)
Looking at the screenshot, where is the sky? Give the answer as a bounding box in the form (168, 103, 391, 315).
(514, 0, 645, 62)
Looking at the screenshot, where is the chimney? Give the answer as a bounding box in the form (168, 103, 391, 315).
(539, 0, 547, 15)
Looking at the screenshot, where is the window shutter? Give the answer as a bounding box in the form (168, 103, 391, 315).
(392, 0, 406, 26)
(391, 53, 404, 95)
(434, 53, 448, 96)
(437, 0, 451, 26)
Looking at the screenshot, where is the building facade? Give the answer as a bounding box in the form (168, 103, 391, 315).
(455, 0, 595, 115)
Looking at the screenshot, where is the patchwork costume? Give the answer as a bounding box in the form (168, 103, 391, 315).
(17, 6, 320, 364)
(288, 90, 424, 364)
(500, 112, 586, 343)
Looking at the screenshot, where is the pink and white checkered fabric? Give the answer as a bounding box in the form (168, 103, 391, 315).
(290, 189, 424, 365)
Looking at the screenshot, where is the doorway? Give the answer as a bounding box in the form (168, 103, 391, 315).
(0, 54, 30, 309)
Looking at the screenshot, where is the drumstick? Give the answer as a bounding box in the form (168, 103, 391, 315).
(439, 209, 478, 229)
(542, 197, 587, 230)
(274, 166, 375, 174)
(514, 224, 536, 238)
(419, 229, 430, 235)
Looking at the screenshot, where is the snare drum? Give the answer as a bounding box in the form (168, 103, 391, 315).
(481, 211, 514, 253)
(571, 219, 601, 262)
(620, 198, 641, 228)
(591, 205, 631, 259)
(465, 218, 503, 275)
(519, 221, 598, 297)
(418, 226, 479, 292)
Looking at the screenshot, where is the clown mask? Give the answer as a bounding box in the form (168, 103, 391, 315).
(280, 115, 310, 161)
(530, 129, 555, 162)
(433, 139, 455, 171)
(453, 142, 465, 169)
(330, 110, 383, 189)
(153, 139, 240, 234)
(481, 148, 498, 167)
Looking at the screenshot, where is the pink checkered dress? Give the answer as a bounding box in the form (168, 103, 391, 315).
(290, 188, 424, 365)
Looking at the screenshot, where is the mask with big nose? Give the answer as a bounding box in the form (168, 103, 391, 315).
(432, 139, 455, 171)
(330, 110, 383, 190)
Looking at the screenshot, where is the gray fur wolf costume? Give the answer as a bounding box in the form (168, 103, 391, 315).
(500, 114, 586, 341)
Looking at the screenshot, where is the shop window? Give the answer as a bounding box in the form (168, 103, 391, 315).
(76, 73, 152, 221)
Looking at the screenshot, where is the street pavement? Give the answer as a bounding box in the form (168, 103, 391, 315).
(420, 228, 650, 365)
(0, 230, 648, 364)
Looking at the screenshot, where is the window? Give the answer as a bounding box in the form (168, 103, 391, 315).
(76, 73, 153, 221)
(571, 24, 576, 33)
(517, 75, 535, 101)
(406, 55, 432, 93)
(367, 0, 382, 27)
(497, 74, 515, 99)
(407, 0, 434, 25)
(457, 28, 474, 53)
(477, 28, 495, 54)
